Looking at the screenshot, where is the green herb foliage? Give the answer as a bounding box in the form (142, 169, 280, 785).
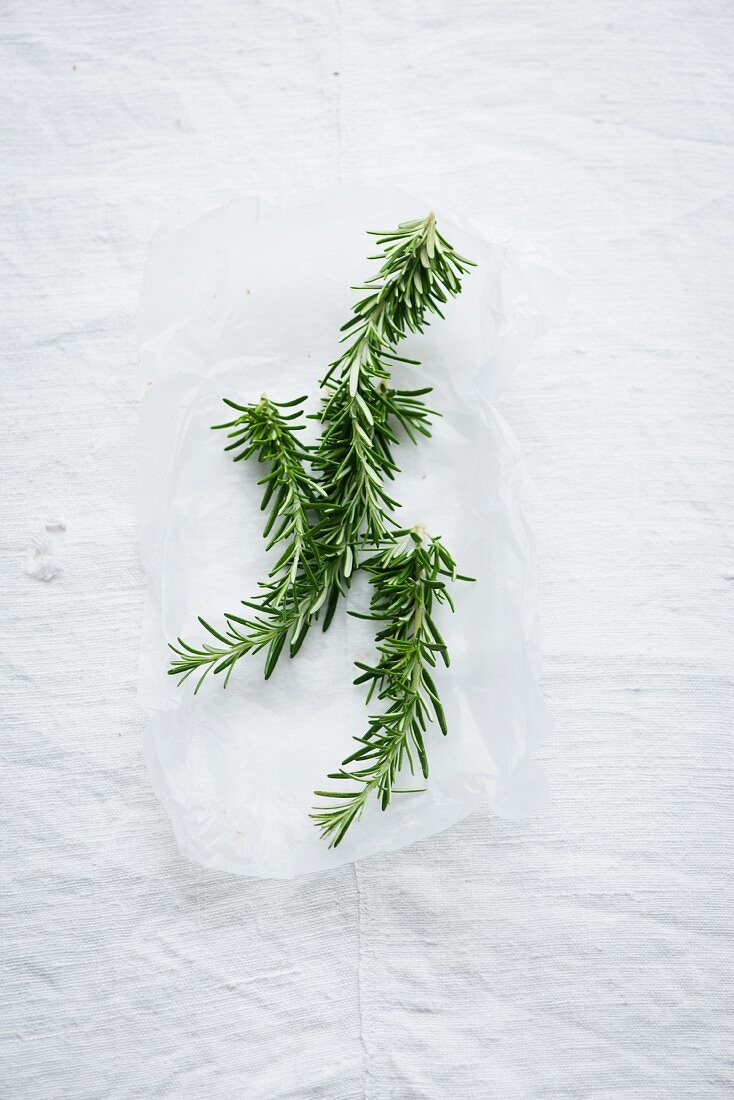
(168, 214, 475, 690)
(311, 528, 473, 848)
(313, 214, 475, 626)
(168, 395, 324, 688)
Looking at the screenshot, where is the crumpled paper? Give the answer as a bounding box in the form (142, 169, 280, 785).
(136, 185, 566, 879)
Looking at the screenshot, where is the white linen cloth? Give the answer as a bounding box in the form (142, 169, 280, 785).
(2, 2, 732, 1096)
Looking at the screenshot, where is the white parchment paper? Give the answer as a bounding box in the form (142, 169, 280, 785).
(136, 185, 565, 878)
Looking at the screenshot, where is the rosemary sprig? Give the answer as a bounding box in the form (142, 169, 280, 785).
(311, 527, 473, 848)
(313, 214, 476, 626)
(168, 395, 324, 689)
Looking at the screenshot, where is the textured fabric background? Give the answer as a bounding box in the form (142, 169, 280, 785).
(2, 2, 732, 1097)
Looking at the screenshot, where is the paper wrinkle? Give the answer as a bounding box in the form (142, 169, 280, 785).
(136, 185, 565, 879)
